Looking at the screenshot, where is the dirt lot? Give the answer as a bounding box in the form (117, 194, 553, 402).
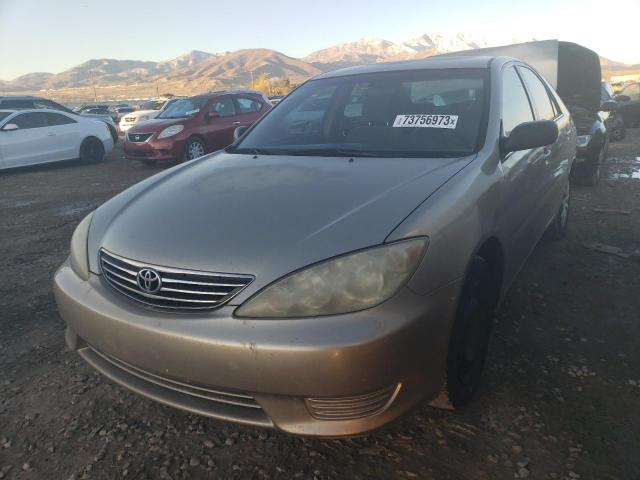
(1, 133, 639, 480)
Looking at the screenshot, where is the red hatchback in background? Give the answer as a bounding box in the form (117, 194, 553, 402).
(124, 90, 272, 164)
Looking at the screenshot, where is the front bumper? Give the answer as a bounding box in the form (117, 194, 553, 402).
(53, 261, 460, 436)
(123, 137, 182, 162)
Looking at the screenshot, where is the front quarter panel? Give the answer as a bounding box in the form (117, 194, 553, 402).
(388, 151, 502, 296)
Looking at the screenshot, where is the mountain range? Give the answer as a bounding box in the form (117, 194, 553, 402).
(1, 33, 637, 97)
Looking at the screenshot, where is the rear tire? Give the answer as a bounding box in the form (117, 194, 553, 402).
(431, 257, 493, 409)
(183, 137, 207, 162)
(79, 137, 105, 163)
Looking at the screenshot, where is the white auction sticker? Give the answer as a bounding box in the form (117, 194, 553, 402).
(392, 114, 459, 129)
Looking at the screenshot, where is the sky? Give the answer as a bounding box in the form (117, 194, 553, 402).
(1, 0, 639, 80)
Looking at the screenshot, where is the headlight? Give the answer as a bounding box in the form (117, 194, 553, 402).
(139, 116, 149, 122)
(235, 238, 428, 318)
(157, 125, 184, 139)
(69, 211, 94, 281)
(576, 135, 591, 148)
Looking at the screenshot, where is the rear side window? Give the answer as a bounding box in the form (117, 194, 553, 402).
(44, 112, 76, 126)
(11, 112, 47, 129)
(518, 67, 556, 120)
(501, 66, 534, 136)
(236, 97, 262, 114)
(211, 97, 236, 117)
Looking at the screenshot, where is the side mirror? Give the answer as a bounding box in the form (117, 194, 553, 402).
(614, 94, 631, 103)
(233, 125, 249, 141)
(2, 123, 19, 131)
(601, 100, 618, 112)
(501, 120, 558, 154)
(207, 111, 220, 121)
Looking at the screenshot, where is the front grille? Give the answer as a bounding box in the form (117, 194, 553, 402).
(80, 346, 273, 427)
(306, 384, 401, 421)
(127, 132, 152, 142)
(99, 249, 253, 311)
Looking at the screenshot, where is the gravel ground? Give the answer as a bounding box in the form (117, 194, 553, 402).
(1, 133, 639, 480)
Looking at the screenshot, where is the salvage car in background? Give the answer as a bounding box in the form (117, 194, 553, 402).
(615, 82, 640, 128)
(124, 90, 271, 164)
(118, 97, 175, 132)
(0, 108, 114, 170)
(602, 81, 625, 141)
(439, 40, 613, 185)
(54, 54, 575, 437)
(0, 96, 119, 145)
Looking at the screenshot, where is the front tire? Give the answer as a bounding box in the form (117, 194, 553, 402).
(79, 137, 105, 163)
(183, 137, 207, 162)
(432, 257, 493, 409)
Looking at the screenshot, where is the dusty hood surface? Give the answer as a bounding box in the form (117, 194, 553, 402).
(88, 152, 472, 298)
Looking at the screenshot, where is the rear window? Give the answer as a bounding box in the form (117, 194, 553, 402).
(232, 68, 488, 158)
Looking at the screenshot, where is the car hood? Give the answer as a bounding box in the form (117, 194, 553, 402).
(123, 109, 158, 120)
(128, 118, 184, 133)
(76, 112, 115, 125)
(88, 152, 473, 301)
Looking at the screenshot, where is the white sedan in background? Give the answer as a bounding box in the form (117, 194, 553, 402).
(0, 109, 114, 170)
(118, 97, 178, 132)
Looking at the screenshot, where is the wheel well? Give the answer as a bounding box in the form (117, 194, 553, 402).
(475, 237, 504, 312)
(81, 136, 103, 149)
(187, 134, 208, 150)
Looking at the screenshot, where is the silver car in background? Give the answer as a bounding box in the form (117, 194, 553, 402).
(54, 55, 576, 437)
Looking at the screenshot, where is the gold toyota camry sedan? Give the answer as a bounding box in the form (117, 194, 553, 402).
(54, 54, 576, 437)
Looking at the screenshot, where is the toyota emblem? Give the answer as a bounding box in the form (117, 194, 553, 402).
(137, 268, 162, 293)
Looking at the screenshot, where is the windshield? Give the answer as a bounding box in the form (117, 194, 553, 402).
(140, 100, 166, 111)
(157, 98, 208, 119)
(232, 68, 488, 158)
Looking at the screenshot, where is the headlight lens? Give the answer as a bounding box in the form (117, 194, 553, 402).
(157, 125, 184, 139)
(235, 238, 428, 318)
(576, 135, 592, 147)
(69, 211, 94, 281)
(139, 115, 149, 122)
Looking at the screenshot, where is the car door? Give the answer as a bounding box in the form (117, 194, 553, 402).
(43, 112, 81, 161)
(498, 65, 548, 281)
(234, 95, 268, 126)
(205, 95, 242, 151)
(0, 112, 50, 167)
(517, 66, 572, 233)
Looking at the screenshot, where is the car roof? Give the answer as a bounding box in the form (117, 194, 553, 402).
(314, 55, 498, 80)
(192, 89, 268, 100)
(0, 108, 73, 115)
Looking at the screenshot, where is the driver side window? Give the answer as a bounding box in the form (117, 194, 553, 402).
(11, 112, 47, 129)
(501, 66, 534, 136)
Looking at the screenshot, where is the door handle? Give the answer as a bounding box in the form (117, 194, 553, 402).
(47, 133, 56, 137)
(233, 121, 241, 126)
